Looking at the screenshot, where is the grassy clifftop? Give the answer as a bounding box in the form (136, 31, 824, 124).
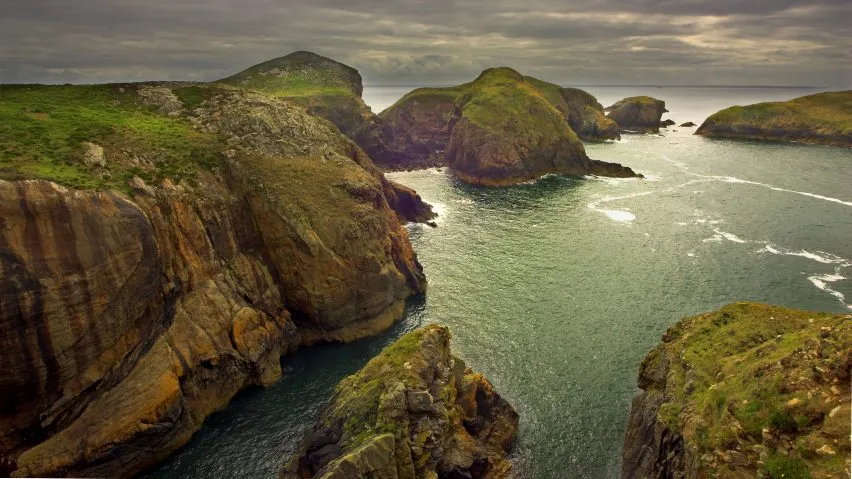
(623, 303, 851, 479)
(0, 84, 223, 192)
(696, 91, 852, 147)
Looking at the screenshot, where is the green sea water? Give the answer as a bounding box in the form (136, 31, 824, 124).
(147, 89, 852, 479)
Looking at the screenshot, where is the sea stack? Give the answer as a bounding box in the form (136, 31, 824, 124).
(605, 96, 668, 133)
(280, 325, 519, 479)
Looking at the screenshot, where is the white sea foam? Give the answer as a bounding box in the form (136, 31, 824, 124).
(713, 228, 748, 244)
(602, 209, 636, 222)
(689, 173, 852, 207)
(808, 273, 851, 309)
(702, 235, 723, 243)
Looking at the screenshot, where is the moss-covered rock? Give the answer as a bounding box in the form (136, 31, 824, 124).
(377, 73, 621, 174)
(281, 325, 519, 479)
(696, 91, 852, 147)
(445, 68, 636, 185)
(622, 303, 851, 479)
(606, 96, 668, 133)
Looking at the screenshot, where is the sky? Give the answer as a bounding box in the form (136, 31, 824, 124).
(1, 0, 851, 87)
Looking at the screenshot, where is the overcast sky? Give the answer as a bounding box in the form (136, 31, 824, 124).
(2, 0, 850, 87)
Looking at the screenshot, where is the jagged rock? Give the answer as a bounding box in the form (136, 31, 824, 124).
(0, 83, 426, 477)
(606, 96, 668, 133)
(281, 325, 519, 479)
(621, 303, 851, 479)
(81, 142, 105, 167)
(137, 85, 184, 116)
(680, 121, 696, 127)
(660, 119, 676, 127)
(696, 91, 852, 147)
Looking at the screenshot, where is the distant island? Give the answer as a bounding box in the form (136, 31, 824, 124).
(697, 91, 852, 147)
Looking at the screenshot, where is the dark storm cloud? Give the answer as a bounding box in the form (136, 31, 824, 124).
(1, 0, 850, 86)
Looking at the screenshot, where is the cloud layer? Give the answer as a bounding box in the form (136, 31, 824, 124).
(2, 0, 850, 86)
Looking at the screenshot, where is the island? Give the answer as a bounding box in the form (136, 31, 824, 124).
(696, 91, 852, 147)
(379, 67, 638, 185)
(280, 325, 518, 479)
(605, 96, 668, 133)
(622, 303, 850, 479)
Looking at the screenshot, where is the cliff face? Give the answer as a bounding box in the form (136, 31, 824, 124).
(606, 96, 668, 133)
(281, 325, 519, 479)
(622, 303, 851, 479)
(696, 91, 852, 147)
(0, 83, 425, 477)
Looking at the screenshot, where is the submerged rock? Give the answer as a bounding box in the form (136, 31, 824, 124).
(281, 325, 519, 479)
(621, 303, 851, 479)
(0, 83, 426, 477)
(605, 96, 668, 133)
(680, 121, 696, 127)
(660, 119, 676, 127)
(696, 91, 852, 147)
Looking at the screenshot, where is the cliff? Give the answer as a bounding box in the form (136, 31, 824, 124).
(622, 303, 851, 479)
(0, 82, 426, 477)
(218, 51, 434, 221)
(280, 325, 519, 479)
(377, 74, 621, 174)
(605, 96, 668, 133)
(696, 91, 852, 147)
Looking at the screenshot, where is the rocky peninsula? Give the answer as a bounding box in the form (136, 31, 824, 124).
(281, 325, 518, 479)
(622, 303, 851, 479)
(605, 96, 668, 133)
(696, 91, 852, 147)
(0, 80, 428, 477)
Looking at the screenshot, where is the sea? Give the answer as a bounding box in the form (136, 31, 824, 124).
(146, 86, 852, 479)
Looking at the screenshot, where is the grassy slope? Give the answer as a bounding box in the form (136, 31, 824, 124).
(218, 51, 359, 98)
(0, 84, 223, 192)
(458, 68, 580, 142)
(697, 91, 852, 144)
(650, 303, 850, 478)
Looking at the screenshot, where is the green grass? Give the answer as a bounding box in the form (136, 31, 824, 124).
(702, 90, 852, 136)
(218, 51, 360, 98)
(765, 455, 812, 479)
(648, 302, 850, 477)
(0, 84, 224, 192)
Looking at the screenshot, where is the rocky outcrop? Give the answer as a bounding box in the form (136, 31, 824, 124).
(622, 303, 851, 479)
(281, 325, 519, 479)
(660, 119, 676, 127)
(680, 122, 696, 127)
(445, 68, 639, 186)
(696, 91, 852, 147)
(0, 84, 426, 477)
(376, 75, 621, 174)
(606, 96, 668, 133)
(218, 51, 435, 220)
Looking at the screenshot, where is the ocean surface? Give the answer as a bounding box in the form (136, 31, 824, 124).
(147, 86, 851, 479)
